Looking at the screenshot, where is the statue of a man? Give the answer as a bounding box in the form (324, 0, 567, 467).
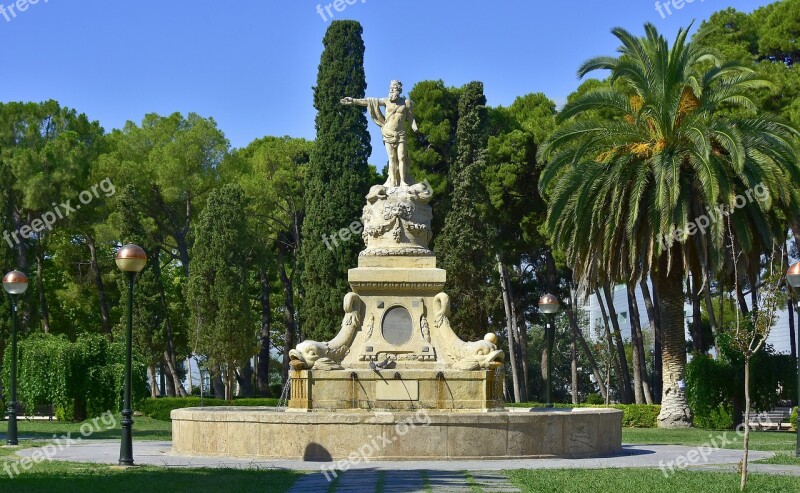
(341, 80, 418, 188)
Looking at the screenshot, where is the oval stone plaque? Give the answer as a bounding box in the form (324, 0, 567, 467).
(382, 306, 413, 346)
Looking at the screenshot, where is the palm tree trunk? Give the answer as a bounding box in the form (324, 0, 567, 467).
(497, 256, 521, 403)
(570, 332, 579, 405)
(627, 286, 644, 404)
(652, 254, 692, 428)
(565, 287, 608, 401)
(640, 280, 662, 403)
(736, 282, 750, 316)
(784, 250, 796, 359)
(690, 275, 705, 352)
(703, 278, 720, 358)
(596, 291, 623, 402)
(628, 283, 653, 404)
(603, 285, 633, 403)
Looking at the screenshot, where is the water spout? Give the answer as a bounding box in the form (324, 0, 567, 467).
(350, 372, 359, 409)
(277, 378, 292, 411)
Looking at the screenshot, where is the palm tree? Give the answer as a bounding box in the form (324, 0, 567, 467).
(538, 24, 800, 428)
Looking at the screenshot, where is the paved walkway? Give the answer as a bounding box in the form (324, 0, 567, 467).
(289, 470, 521, 493)
(13, 440, 776, 471)
(13, 440, 796, 492)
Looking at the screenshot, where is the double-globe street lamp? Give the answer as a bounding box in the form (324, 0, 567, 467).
(538, 294, 560, 408)
(3, 271, 28, 446)
(787, 262, 800, 458)
(115, 244, 147, 466)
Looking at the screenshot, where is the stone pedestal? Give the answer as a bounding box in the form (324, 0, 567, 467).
(288, 368, 504, 412)
(288, 184, 505, 400)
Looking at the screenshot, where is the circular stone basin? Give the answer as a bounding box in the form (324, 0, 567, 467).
(171, 407, 622, 460)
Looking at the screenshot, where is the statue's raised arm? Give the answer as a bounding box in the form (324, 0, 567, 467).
(340, 80, 416, 188)
(340, 97, 371, 107)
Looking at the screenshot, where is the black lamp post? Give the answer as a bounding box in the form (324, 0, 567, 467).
(539, 294, 560, 408)
(787, 262, 800, 458)
(3, 271, 28, 446)
(115, 244, 146, 466)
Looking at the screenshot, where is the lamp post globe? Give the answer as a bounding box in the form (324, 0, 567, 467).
(115, 244, 146, 466)
(115, 244, 147, 274)
(539, 294, 560, 408)
(3, 271, 28, 445)
(788, 262, 800, 458)
(538, 294, 560, 314)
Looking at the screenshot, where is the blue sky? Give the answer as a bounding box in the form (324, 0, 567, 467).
(0, 0, 775, 163)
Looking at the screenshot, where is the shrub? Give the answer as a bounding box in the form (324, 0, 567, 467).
(270, 383, 284, 397)
(686, 354, 733, 429)
(612, 404, 660, 428)
(585, 393, 605, 405)
(792, 406, 798, 432)
(507, 402, 660, 428)
(1, 334, 148, 421)
(686, 349, 792, 429)
(694, 405, 734, 430)
(140, 397, 280, 421)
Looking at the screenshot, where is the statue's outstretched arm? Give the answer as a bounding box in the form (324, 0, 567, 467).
(340, 97, 371, 107)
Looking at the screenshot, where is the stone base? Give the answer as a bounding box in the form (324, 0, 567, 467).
(288, 369, 504, 411)
(171, 407, 623, 460)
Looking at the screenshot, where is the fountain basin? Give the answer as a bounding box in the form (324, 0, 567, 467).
(171, 407, 623, 460)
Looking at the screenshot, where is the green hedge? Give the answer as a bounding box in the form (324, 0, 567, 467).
(2, 334, 148, 422)
(792, 406, 798, 432)
(140, 397, 280, 421)
(507, 402, 661, 428)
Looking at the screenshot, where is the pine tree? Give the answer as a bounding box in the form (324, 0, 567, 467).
(300, 21, 372, 341)
(436, 82, 499, 341)
(186, 184, 255, 401)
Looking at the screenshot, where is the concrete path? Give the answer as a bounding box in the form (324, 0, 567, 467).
(289, 470, 521, 493)
(13, 440, 792, 492)
(14, 440, 775, 471)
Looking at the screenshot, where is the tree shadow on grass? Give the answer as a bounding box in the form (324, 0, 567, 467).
(0, 465, 299, 493)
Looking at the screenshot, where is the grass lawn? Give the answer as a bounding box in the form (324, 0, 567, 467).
(623, 428, 796, 452)
(506, 469, 800, 493)
(0, 415, 172, 442)
(0, 460, 298, 493)
(756, 452, 800, 465)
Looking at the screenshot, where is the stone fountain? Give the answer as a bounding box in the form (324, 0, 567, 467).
(171, 80, 622, 461)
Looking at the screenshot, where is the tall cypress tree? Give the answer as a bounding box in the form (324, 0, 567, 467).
(436, 81, 498, 341)
(300, 21, 372, 341)
(186, 184, 254, 401)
